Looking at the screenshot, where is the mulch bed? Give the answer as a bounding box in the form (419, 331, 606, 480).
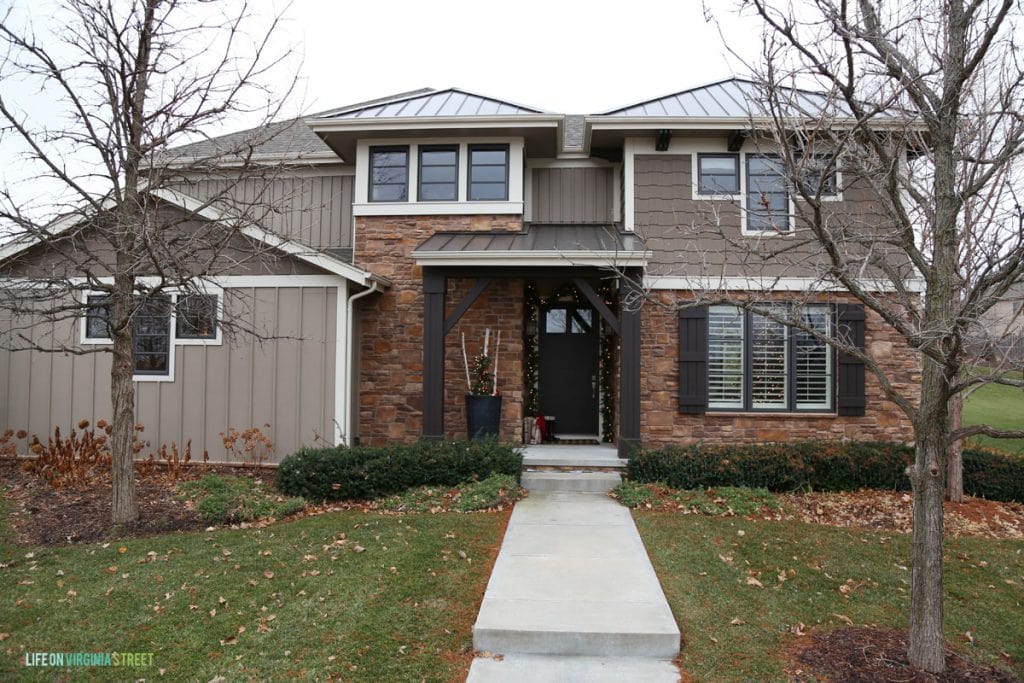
(791, 627, 1020, 682)
(775, 490, 1024, 539)
(0, 458, 274, 546)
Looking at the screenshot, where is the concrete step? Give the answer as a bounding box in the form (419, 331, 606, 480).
(473, 597, 681, 657)
(521, 471, 622, 493)
(467, 654, 679, 682)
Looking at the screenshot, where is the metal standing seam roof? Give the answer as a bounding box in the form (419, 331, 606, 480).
(598, 78, 854, 118)
(413, 225, 647, 257)
(318, 88, 548, 120)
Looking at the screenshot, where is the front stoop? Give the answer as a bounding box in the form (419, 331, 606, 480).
(468, 492, 681, 681)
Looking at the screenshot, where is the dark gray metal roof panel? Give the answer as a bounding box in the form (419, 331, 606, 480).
(167, 89, 438, 161)
(413, 225, 646, 256)
(598, 77, 855, 118)
(319, 88, 548, 120)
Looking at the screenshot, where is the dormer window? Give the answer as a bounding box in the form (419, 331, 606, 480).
(369, 146, 409, 202)
(468, 145, 509, 201)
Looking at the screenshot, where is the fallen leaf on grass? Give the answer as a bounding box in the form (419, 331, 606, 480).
(745, 576, 764, 588)
(730, 617, 745, 626)
(790, 622, 806, 636)
(832, 613, 854, 625)
(263, 570, 274, 579)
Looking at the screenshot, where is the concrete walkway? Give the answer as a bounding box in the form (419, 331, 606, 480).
(467, 491, 680, 681)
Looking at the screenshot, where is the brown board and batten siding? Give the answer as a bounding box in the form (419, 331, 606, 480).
(531, 167, 614, 223)
(0, 286, 337, 463)
(175, 174, 355, 256)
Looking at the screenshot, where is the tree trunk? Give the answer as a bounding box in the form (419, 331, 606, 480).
(907, 362, 948, 673)
(947, 392, 964, 503)
(110, 301, 138, 525)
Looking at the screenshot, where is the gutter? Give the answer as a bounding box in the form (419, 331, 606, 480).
(340, 280, 381, 446)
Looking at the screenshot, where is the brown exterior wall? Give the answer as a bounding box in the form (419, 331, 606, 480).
(639, 290, 920, 446)
(2, 203, 327, 279)
(633, 154, 902, 280)
(0, 286, 337, 462)
(354, 214, 524, 445)
(532, 167, 614, 223)
(173, 174, 355, 255)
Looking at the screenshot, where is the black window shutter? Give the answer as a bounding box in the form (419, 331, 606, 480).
(678, 306, 708, 414)
(837, 303, 866, 416)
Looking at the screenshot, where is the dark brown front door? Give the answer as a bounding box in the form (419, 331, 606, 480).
(539, 304, 599, 435)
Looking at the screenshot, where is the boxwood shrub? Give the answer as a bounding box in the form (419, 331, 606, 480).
(628, 441, 1024, 503)
(275, 438, 522, 502)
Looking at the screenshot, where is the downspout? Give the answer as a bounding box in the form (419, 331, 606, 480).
(340, 279, 380, 446)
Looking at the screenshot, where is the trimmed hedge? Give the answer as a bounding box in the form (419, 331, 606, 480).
(275, 438, 522, 502)
(628, 441, 1024, 503)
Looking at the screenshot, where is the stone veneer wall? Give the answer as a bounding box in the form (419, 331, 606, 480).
(640, 290, 920, 446)
(354, 215, 523, 445)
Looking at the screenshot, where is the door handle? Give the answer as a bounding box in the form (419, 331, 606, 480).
(592, 374, 597, 400)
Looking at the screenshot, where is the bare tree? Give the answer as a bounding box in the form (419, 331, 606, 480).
(0, 0, 302, 524)
(679, 0, 1024, 673)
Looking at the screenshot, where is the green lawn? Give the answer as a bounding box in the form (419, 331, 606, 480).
(964, 380, 1024, 455)
(0, 510, 504, 681)
(636, 512, 1024, 682)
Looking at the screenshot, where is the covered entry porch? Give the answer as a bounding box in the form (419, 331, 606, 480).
(413, 225, 648, 459)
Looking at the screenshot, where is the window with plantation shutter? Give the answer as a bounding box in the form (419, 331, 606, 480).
(795, 307, 833, 409)
(691, 303, 836, 413)
(750, 309, 788, 409)
(708, 306, 744, 409)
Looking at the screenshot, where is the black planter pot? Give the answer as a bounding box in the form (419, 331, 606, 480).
(465, 394, 502, 440)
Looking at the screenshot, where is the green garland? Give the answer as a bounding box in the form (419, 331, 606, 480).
(522, 281, 618, 442)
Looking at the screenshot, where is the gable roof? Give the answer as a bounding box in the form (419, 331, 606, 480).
(317, 88, 548, 120)
(0, 189, 388, 289)
(163, 88, 435, 163)
(598, 77, 853, 119)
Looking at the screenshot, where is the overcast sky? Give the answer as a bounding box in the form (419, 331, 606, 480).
(0, 0, 767, 219)
(280, 0, 765, 117)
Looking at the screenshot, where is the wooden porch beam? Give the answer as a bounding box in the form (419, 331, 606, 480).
(422, 268, 446, 440)
(618, 268, 642, 459)
(443, 277, 492, 336)
(573, 278, 620, 335)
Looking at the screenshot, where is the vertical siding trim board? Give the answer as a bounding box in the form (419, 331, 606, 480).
(334, 280, 349, 444)
(678, 306, 709, 414)
(836, 303, 867, 416)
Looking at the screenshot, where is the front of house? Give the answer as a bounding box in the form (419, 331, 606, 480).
(0, 80, 919, 463)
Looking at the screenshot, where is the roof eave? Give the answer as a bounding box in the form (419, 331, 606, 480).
(411, 249, 650, 268)
(309, 114, 564, 133)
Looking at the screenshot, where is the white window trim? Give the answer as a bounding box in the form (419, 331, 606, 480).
(174, 291, 224, 347)
(353, 136, 525, 216)
(78, 286, 224, 382)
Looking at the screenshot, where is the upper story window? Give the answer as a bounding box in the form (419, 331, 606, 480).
(697, 154, 740, 195)
(797, 155, 838, 197)
(468, 145, 509, 201)
(418, 145, 458, 201)
(746, 155, 790, 232)
(369, 146, 409, 202)
(354, 139, 523, 216)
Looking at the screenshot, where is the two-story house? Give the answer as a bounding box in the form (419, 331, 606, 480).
(0, 80, 919, 462)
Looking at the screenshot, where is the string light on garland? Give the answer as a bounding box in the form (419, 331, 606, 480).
(522, 279, 619, 443)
